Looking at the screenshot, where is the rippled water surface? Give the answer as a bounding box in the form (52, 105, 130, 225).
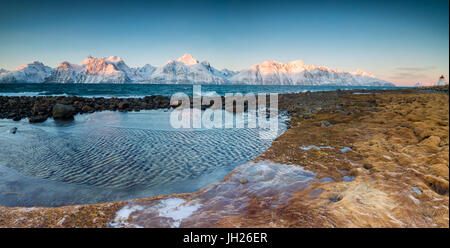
(0, 83, 405, 98)
(0, 110, 286, 207)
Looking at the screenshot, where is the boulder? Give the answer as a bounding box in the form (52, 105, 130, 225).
(419, 136, 441, 153)
(52, 104, 76, 120)
(118, 101, 130, 110)
(32, 102, 47, 115)
(81, 105, 94, 113)
(29, 115, 47, 123)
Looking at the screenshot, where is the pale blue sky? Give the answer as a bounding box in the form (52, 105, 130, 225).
(0, 0, 448, 85)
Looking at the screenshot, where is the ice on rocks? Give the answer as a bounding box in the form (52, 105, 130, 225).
(113, 161, 318, 227)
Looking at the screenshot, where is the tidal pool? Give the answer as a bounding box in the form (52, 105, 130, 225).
(0, 109, 286, 207)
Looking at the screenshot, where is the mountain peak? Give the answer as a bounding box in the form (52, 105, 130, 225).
(259, 60, 280, 65)
(80, 55, 124, 65)
(177, 54, 199, 66)
(352, 69, 375, 78)
(105, 56, 123, 64)
(58, 61, 80, 70)
(16, 61, 47, 71)
(285, 59, 305, 67)
(81, 56, 98, 65)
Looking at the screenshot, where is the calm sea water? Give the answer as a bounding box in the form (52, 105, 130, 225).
(0, 83, 405, 98)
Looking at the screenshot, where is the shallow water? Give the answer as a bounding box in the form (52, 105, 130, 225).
(0, 110, 286, 207)
(109, 160, 319, 228)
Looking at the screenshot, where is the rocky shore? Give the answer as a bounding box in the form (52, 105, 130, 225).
(0, 95, 172, 123)
(0, 87, 427, 123)
(0, 86, 448, 227)
(0, 94, 276, 123)
(1, 86, 447, 123)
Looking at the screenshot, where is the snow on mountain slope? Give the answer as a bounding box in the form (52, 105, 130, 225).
(176, 53, 199, 66)
(0, 61, 52, 83)
(77, 56, 128, 83)
(45, 61, 81, 83)
(148, 54, 227, 84)
(220, 69, 237, 78)
(103, 56, 142, 81)
(135, 64, 157, 81)
(46, 56, 140, 83)
(229, 59, 394, 86)
(0, 55, 394, 86)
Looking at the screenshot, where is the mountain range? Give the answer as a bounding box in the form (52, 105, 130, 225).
(0, 54, 394, 86)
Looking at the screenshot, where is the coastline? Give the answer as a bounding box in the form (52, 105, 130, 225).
(0, 86, 448, 227)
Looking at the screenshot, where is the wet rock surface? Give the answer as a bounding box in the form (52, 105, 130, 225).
(52, 104, 76, 120)
(0, 86, 448, 227)
(9, 127, 17, 134)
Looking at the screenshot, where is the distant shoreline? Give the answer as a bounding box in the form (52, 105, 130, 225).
(0, 86, 444, 123)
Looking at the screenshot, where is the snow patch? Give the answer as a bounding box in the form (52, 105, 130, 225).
(340, 147, 352, 152)
(155, 198, 201, 228)
(300, 145, 334, 150)
(110, 205, 144, 227)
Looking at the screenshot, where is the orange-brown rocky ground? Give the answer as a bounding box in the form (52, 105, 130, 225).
(0, 87, 448, 227)
(255, 90, 449, 227)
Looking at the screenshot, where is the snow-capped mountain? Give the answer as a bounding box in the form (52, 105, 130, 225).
(135, 64, 157, 80)
(102, 56, 143, 82)
(147, 54, 229, 84)
(45, 56, 148, 83)
(220, 68, 238, 78)
(177, 53, 199, 66)
(229, 60, 393, 86)
(45, 61, 81, 83)
(0, 61, 52, 83)
(0, 54, 394, 86)
(47, 56, 128, 83)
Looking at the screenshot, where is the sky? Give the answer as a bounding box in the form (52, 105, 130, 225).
(0, 0, 448, 86)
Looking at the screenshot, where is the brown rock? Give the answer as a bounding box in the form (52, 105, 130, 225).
(419, 136, 441, 152)
(29, 115, 47, 123)
(81, 105, 94, 113)
(52, 104, 76, 120)
(118, 101, 129, 110)
(424, 175, 449, 195)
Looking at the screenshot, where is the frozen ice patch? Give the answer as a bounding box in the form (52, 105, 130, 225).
(342, 175, 355, 182)
(412, 186, 422, 195)
(340, 147, 352, 153)
(300, 145, 334, 151)
(155, 198, 201, 228)
(110, 205, 144, 228)
(317, 177, 334, 182)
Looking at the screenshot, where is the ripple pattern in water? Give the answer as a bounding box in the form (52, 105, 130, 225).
(0, 110, 286, 206)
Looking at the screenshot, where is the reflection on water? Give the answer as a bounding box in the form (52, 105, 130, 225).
(0, 110, 286, 207)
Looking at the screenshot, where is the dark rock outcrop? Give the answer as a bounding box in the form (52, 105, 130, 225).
(0, 95, 174, 123)
(29, 115, 48, 123)
(52, 104, 76, 120)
